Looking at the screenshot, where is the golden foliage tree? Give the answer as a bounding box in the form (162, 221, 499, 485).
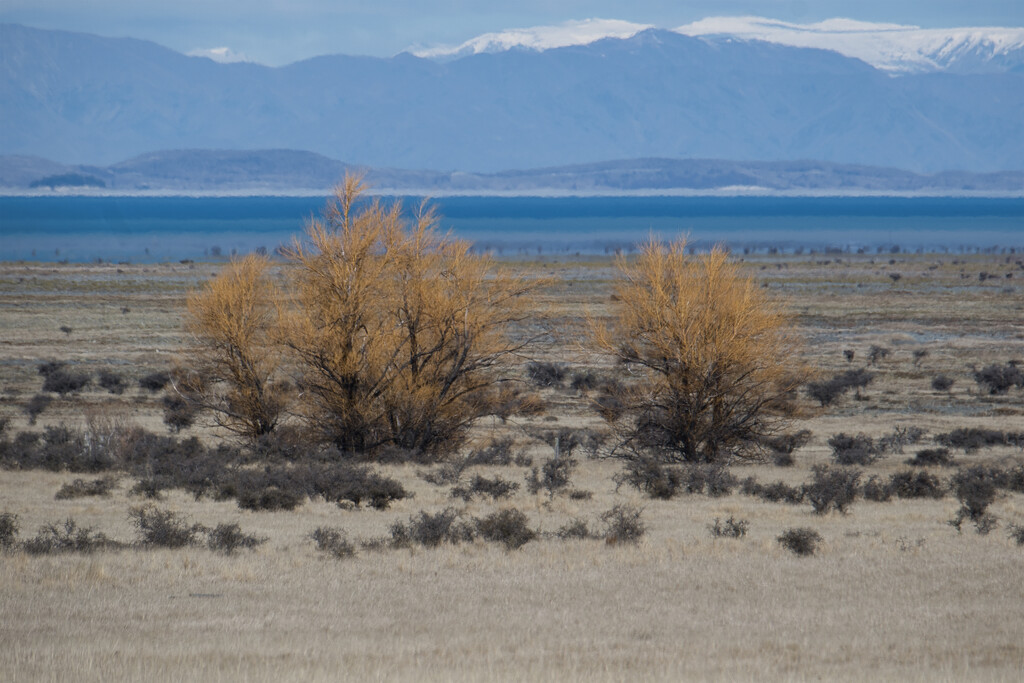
(182, 254, 288, 439)
(592, 239, 804, 463)
(279, 176, 538, 456)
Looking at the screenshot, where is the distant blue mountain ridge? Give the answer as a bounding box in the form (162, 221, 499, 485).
(1, 23, 1022, 174)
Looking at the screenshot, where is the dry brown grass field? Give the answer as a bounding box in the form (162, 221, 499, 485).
(1, 252, 1023, 682)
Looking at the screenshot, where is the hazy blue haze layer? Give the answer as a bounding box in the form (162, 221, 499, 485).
(1, 196, 1022, 262)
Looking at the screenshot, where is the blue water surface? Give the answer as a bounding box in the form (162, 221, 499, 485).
(1, 195, 1021, 262)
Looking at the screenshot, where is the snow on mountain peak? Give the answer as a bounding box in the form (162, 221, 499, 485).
(410, 18, 652, 59)
(411, 16, 1024, 74)
(674, 16, 1024, 73)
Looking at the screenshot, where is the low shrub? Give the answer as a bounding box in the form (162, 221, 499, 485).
(556, 518, 593, 540)
(682, 464, 738, 497)
(451, 474, 519, 502)
(476, 508, 537, 550)
(465, 437, 526, 466)
(778, 527, 822, 556)
(129, 505, 205, 548)
(709, 516, 749, 539)
(936, 428, 1008, 454)
(828, 432, 879, 466)
(1008, 524, 1024, 546)
(972, 363, 1024, 395)
(877, 426, 925, 455)
(868, 345, 890, 365)
(97, 370, 128, 395)
(0, 511, 19, 549)
(236, 485, 303, 512)
(42, 367, 91, 395)
(24, 393, 52, 425)
(757, 483, 802, 505)
(526, 361, 568, 388)
(207, 523, 265, 554)
(931, 375, 955, 392)
(600, 504, 645, 545)
(888, 470, 946, 499)
(23, 518, 118, 554)
(390, 509, 476, 548)
(55, 476, 118, 499)
(162, 394, 198, 433)
(862, 475, 893, 502)
(569, 370, 601, 394)
(949, 466, 1001, 534)
(616, 456, 683, 499)
(805, 465, 860, 514)
(907, 448, 955, 467)
(526, 457, 577, 498)
(761, 429, 811, 466)
(139, 371, 171, 393)
(311, 527, 356, 558)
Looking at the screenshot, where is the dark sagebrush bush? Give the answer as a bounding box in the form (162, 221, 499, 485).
(139, 371, 171, 393)
(129, 505, 205, 548)
(888, 470, 946, 499)
(600, 504, 645, 545)
(569, 369, 601, 394)
(465, 437, 524, 466)
(97, 369, 128, 395)
(936, 428, 1008, 454)
(24, 393, 52, 425)
(677, 463, 738, 497)
(526, 457, 577, 497)
(1008, 524, 1024, 546)
(741, 478, 805, 504)
(311, 527, 356, 558)
(908, 448, 956, 467)
(828, 432, 880, 466)
(868, 345, 890, 365)
(709, 516, 749, 539)
(805, 465, 861, 514)
(616, 456, 683, 499)
(207, 523, 265, 554)
(451, 474, 519, 502)
(23, 518, 119, 554)
(556, 518, 593, 540)
(37, 361, 66, 378)
(949, 466, 1001, 534)
(162, 394, 198, 433)
(2, 425, 118, 473)
(778, 527, 822, 556)
(761, 429, 812, 466)
(475, 508, 537, 550)
(805, 380, 848, 407)
(42, 367, 91, 395)
(862, 475, 893, 502)
(390, 509, 476, 548)
(931, 375, 955, 392)
(877, 426, 925, 454)
(526, 361, 568, 388)
(55, 476, 118, 499)
(236, 485, 303, 512)
(972, 363, 1024, 395)
(0, 511, 19, 550)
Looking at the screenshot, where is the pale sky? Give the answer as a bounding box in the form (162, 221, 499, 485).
(2, 0, 1022, 66)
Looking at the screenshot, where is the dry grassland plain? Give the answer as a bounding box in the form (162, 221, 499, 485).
(1, 252, 1023, 682)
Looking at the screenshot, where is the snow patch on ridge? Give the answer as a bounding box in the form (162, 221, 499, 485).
(675, 16, 1024, 73)
(410, 18, 652, 59)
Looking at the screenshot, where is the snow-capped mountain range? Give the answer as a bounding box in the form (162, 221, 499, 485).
(413, 16, 1024, 74)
